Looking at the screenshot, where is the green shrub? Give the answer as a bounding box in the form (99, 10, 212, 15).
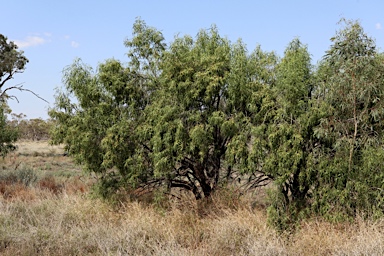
(0, 167, 38, 187)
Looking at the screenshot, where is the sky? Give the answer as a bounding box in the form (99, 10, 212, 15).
(1, 0, 384, 119)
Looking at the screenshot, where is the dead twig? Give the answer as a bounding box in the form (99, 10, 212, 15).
(1, 83, 49, 104)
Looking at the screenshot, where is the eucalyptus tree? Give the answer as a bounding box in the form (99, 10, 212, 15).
(314, 20, 384, 217)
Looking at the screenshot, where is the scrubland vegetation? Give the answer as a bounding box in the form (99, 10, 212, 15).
(2, 18, 384, 255)
(48, 18, 384, 227)
(0, 141, 383, 255)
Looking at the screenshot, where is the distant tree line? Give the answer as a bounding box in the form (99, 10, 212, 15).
(0, 34, 28, 156)
(8, 113, 53, 141)
(0, 34, 49, 155)
(49, 18, 384, 229)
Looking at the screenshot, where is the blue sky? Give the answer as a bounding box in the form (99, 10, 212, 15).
(2, 0, 384, 119)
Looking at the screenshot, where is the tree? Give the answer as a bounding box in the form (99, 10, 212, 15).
(225, 42, 278, 189)
(1, 34, 46, 103)
(141, 27, 243, 199)
(0, 102, 18, 157)
(251, 39, 323, 228)
(0, 35, 28, 93)
(50, 19, 276, 200)
(51, 18, 384, 223)
(10, 117, 53, 141)
(0, 34, 28, 156)
(314, 20, 384, 218)
(49, 19, 166, 197)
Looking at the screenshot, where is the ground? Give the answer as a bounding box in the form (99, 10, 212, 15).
(0, 140, 383, 255)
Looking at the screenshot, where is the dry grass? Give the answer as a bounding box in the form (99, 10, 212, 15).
(15, 140, 64, 156)
(1, 191, 383, 256)
(0, 141, 384, 255)
(288, 217, 384, 255)
(1, 140, 85, 183)
(0, 191, 286, 255)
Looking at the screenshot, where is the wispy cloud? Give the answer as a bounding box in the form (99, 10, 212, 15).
(376, 23, 382, 30)
(71, 41, 79, 48)
(14, 36, 47, 48)
(63, 35, 79, 48)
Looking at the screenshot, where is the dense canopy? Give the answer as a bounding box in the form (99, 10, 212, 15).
(49, 19, 384, 226)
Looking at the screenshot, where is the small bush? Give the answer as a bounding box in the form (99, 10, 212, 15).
(15, 167, 38, 187)
(266, 188, 310, 232)
(0, 167, 38, 187)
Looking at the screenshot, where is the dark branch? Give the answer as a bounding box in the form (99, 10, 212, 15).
(1, 83, 49, 104)
(0, 72, 14, 89)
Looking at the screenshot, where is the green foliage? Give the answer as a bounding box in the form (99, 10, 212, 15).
(0, 105, 18, 157)
(312, 19, 384, 219)
(146, 26, 235, 199)
(49, 19, 165, 195)
(0, 167, 38, 187)
(251, 38, 322, 225)
(50, 19, 275, 200)
(49, 18, 384, 229)
(0, 34, 28, 92)
(8, 114, 53, 141)
(0, 34, 28, 157)
(259, 20, 384, 227)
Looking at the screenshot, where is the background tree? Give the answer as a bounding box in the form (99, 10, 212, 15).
(9, 115, 53, 141)
(0, 102, 18, 157)
(0, 34, 29, 156)
(0, 34, 28, 98)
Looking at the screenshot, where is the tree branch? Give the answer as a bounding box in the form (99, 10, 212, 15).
(1, 83, 49, 104)
(0, 72, 14, 89)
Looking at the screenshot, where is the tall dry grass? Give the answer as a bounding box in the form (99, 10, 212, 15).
(0, 141, 384, 255)
(0, 189, 284, 255)
(1, 188, 384, 255)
